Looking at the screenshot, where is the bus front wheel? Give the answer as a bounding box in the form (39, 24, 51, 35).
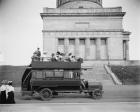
(39, 88, 52, 101)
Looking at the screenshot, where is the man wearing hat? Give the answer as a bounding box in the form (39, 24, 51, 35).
(32, 48, 41, 61)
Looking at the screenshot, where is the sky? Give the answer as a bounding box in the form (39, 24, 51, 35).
(0, 0, 140, 65)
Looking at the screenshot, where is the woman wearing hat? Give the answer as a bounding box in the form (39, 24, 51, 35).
(6, 81, 15, 104)
(0, 80, 7, 104)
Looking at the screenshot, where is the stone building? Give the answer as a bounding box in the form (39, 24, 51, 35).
(40, 0, 130, 66)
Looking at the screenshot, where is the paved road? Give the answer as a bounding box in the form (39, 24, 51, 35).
(0, 102, 140, 112)
(14, 85, 140, 103)
(0, 85, 140, 112)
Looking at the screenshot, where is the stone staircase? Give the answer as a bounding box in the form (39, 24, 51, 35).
(81, 65, 115, 85)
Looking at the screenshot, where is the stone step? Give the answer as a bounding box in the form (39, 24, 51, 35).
(101, 80, 114, 85)
(81, 65, 114, 85)
(81, 77, 114, 85)
(82, 72, 110, 79)
(82, 74, 110, 80)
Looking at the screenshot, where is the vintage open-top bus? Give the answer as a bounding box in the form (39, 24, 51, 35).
(21, 61, 103, 100)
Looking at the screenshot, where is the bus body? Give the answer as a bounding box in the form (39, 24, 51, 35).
(21, 61, 103, 100)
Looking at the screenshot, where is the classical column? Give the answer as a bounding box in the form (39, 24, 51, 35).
(75, 38, 79, 57)
(64, 38, 69, 54)
(85, 38, 90, 59)
(57, 0, 59, 7)
(126, 40, 129, 60)
(96, 38, 101, 60)
(105, 38, 109, 60)
(55, 38, 58, 52)
(106, 38, 110, 60)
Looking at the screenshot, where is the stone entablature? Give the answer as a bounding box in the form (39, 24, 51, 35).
(41, 12, 125, 17)
(43, 7, 123, 14)
(42, 31, 123, 38)
(122, 31, 131, 40)
(123, 31, 131, 36)
(41, 7, 125, 17)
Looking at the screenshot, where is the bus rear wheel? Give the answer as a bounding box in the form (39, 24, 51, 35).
(89, 89, 102, 99)
(39, 88, 52, 101)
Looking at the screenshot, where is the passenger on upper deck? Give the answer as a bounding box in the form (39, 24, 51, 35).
(31, 48, 82, 62)
(71, 56, 77, 62)
(42, 52, 48, 61)
(35, 48, 41, 57)
(32, 48, 41, 61)
(56, 51, 65, 61)
(50, 52, 79, 62)
(51, 53, 57, 62)
(63, 53, 72, 62)
(68, 53, 72, 61)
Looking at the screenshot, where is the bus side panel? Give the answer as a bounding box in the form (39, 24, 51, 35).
(31, 80, 81, 91)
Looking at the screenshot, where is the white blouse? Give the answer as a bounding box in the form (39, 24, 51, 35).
(0, 85, 7, 91)
(7, 85, 15, 93)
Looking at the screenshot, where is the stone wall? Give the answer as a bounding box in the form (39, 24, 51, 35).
(43, 16, 123, 31)
(107, 37, 123, 60)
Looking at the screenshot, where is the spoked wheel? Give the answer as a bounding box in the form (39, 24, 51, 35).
(39, 88, 53, 101)
(90, 89, 103, 99)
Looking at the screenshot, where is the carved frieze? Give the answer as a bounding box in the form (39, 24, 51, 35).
(43, 31, 122, 38)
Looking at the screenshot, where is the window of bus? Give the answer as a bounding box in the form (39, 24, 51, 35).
(54, 70, 64, 78)
(32, 71, 44, 79)
(64, 71, 74, 79)
(32, 71, 36, 79)
(73, 71, 80, 79)
(44, 71, 54, 78)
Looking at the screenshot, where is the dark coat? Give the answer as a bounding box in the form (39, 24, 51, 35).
(0, 91, 7, 104)
(6, 91, 15, 104)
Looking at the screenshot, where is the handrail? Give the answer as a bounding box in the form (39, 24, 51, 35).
(104, 65, 122, 85)
(23, 71, 32, 85)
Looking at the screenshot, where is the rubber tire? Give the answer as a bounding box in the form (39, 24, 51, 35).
(39, 88, 52, 101)
(91, 89, 102, 99)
